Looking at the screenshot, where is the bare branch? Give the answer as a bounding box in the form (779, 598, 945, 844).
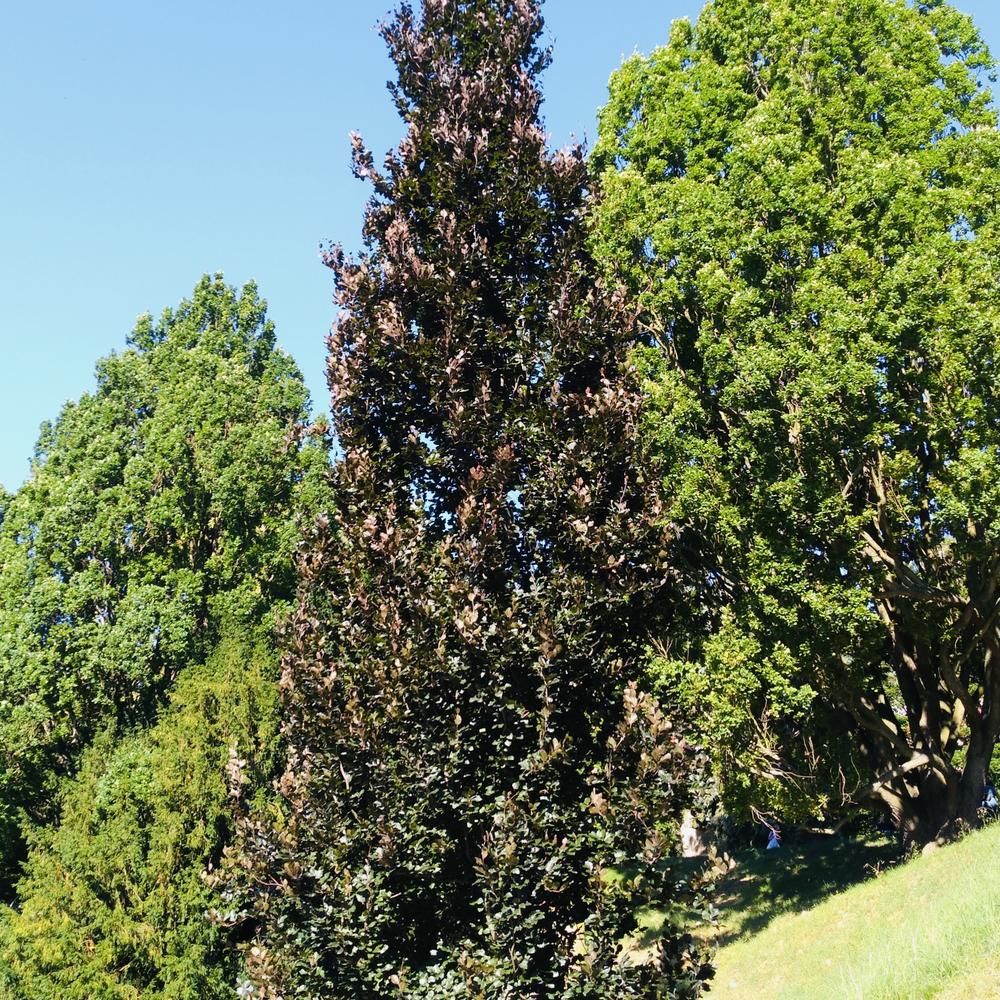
(858, 752, 935, 803)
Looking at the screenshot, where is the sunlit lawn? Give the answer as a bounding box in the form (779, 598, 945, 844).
(709, 824, 1000, 999)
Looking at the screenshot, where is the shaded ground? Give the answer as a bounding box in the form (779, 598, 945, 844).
(712, 834, 901, 945)
(710, 822, 1000, 998)
(628, 832, 901, 958)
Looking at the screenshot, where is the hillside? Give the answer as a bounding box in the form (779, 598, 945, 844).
(711, 825, 1000, 999)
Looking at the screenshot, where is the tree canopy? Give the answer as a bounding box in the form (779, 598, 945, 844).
(594, 0, 1000, 843)
(7, 0, 1000, 992)
(222, 2, 711, 997)
(0, 637, 281, 1000)
(0, 275, 329, 995)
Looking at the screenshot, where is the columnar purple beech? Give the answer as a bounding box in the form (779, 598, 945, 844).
(222, 1, 711, 997)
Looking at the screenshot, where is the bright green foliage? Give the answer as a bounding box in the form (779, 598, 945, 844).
(0, 275, 329, 998)
(594, 0, 1000, 840)
(0, 274, 320, 886)
(0, 636, 280, 1000)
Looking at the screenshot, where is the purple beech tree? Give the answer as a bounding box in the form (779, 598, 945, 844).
(221, 2, 712, 998)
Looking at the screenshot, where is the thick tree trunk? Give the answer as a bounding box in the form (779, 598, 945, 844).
(957, 737, 992, 830)
(875, 735, 994, 848)
(891, 770, 956, 850)
(853, 471, 1000, 848)
(855, 569, 1000, 847)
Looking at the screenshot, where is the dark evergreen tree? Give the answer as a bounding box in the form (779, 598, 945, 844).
(223, 2, 711, 998)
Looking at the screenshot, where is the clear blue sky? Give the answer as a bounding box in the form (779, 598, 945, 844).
(1, 1, 998, 489)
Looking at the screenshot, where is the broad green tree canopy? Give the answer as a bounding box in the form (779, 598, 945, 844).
(594, 0, 1000, 841)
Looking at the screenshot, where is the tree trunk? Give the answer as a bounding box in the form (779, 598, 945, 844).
(957, 735, 992, 830)
(893, 769, 957, 850)
(878, 736, 994, 848)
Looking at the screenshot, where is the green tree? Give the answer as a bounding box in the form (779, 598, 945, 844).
(0, 274, 329, 994)
(224, 2, 711, 997)
(594, 0, 1000, 844)
(0, 635, 280, 1000)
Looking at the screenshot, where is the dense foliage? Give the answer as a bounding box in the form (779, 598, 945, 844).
(222, 2, 711, 997)
(0, 637, 280, 1000)
(594, 0, 1000, 843)
(6, 0, 1000, 992)
(0, 276, 327, 993)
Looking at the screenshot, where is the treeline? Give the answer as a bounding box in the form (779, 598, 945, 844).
(1, 0, 998, 997)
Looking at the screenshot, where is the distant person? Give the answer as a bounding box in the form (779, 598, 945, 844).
(984, 781, 998, 816)
(680, 809, 707, 858)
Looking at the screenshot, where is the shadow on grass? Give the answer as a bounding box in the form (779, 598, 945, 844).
(631, 835, 902, 956)
(713, 835, 902, 946)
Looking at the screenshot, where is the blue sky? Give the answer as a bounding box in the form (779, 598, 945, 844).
(1, 0, 998, 489)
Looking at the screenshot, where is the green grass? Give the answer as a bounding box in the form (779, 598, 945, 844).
(626, 834, 899, 957)
(711, 834, 901, 946)
(710, 823, 1000, 999)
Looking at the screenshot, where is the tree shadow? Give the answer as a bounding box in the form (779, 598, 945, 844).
(631, 835, 902, 955)
(716, 835, 901, 946)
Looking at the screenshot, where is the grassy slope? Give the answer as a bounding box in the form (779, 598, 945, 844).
(711, 824, 1000, 999)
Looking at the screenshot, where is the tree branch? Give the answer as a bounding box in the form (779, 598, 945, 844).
(858, 752, 935, 804)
